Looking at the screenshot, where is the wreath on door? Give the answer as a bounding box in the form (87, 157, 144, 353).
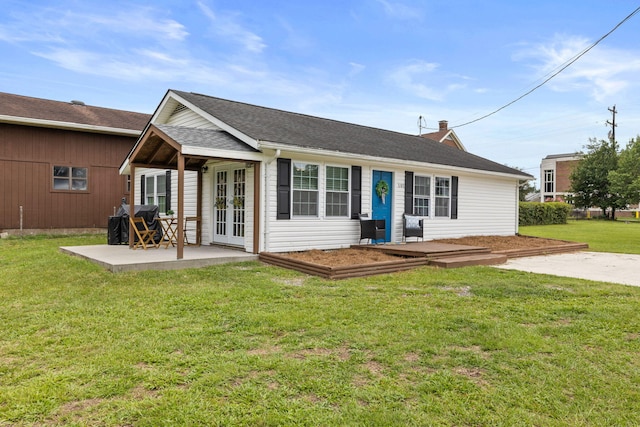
(215, 197, 227, 210)
(375, 179, 389, 199)
(233, 196, 244, 208)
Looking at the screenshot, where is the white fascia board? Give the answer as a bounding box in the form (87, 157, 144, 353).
(446, 130, 467, 151)
(167, 91, 259, 150)
(259, 141, 531, 181)
(181, 146, 264, 162)
(0, 115, 141, 136)
(151, 92, 180, 124)
(119, 159, 130, 175)
(120, 147, 264, 174)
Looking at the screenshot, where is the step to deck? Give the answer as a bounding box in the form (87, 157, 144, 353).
(356, 243, 492, 258)
(428, 253, 508, 268)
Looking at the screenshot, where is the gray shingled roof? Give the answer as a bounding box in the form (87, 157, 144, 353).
(155, 124, 258, 153)
(0, 92, 150, 131)
(173, 90, 532, 178)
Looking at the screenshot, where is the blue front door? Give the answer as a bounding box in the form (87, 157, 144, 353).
(372, 170, 392, 242)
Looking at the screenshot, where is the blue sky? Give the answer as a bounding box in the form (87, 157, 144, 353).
(2, 0, 640, 184)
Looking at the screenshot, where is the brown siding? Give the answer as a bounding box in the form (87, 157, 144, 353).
(0, 123, 136, 229)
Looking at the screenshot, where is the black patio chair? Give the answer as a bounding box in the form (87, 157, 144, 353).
(403, 214, 424, 242)
(359, 213, 386, 244)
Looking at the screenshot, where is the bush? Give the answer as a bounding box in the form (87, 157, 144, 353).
(519, 202, 572, 226)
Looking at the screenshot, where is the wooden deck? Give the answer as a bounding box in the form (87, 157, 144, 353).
(353, 242, 509, 269)
(354, 241, 492, 258)
(260, 240, 589, 279)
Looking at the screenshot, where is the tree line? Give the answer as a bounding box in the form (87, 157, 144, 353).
(570, 136, 640, 220)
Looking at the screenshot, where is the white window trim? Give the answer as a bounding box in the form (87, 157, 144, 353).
(292, 161, 320, 218)
(325, 164, 351, 218)
(434, 176, 451, 218)
(413, 174, 431, 217)
(413, 174, 452, 220)
(544, 169, 555, 194)
(289, 161, 353, 220)
(145, 172, 167, 213)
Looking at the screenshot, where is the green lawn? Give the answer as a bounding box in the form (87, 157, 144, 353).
(521, 219, 640, 254)
(1, 234, 640, 426)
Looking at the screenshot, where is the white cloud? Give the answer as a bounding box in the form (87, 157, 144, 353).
(1, 2, 271, 86)
(0, 2, 345, 115)
(514, 34, 640, 102)
(276, 16, 313, 53)
(388, 60, 467, 101)
(349, 62, 366, 77)
(375, 0, 423, 20)
(196, 1, 266, 53)
(0, 6, 187, 44)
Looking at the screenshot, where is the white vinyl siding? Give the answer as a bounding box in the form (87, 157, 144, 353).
(165, 106, 219, 129)
(418, 174, 518, 239)
(266, 161, 519, 252)
(135, 168, 199, 229)
(265, 159, 370, 252)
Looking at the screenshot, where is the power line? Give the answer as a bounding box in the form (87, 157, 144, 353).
(451, 6, 640, 129)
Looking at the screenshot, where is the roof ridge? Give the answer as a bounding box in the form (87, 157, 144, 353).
(168, 89, 532, 179)
(0, 91, 149, 115)
(0, 91, 151, 132)
(173, 89, 437, 143)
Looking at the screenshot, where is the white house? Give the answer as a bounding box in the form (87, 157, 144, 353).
(120, 90, 532, 258)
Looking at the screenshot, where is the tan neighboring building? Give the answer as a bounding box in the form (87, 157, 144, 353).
(540, 153, 581, 202)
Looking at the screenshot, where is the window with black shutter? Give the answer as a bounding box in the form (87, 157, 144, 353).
(140, 175, 145, 205)
(276, 158, 291, 219)
(351, 166, 362, 219)
(451, 176, 458, 219)
(404, 171, 413, 214)
(166, 170, 172, 211)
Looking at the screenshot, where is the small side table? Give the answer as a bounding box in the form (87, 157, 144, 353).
(158, 217, 178, 249)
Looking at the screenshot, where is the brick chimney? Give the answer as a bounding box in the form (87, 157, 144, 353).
(439, 120, 448, 132)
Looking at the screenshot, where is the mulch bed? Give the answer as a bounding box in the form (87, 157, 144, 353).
(259, 250, 429, 280)
(259, 235, 589, 280)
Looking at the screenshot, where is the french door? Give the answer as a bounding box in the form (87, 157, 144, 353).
(213, 166, 246, 246)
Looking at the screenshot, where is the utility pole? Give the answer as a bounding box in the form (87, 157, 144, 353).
(606, 105, 617, 150)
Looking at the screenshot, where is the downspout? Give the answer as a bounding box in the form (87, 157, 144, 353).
(264, 149, 281, 252)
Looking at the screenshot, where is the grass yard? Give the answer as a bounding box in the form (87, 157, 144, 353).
(521, 219, 640, 254)
(2, 234, 640, 426)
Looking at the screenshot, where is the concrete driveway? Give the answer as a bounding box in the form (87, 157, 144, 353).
(495, 251, 640, 287)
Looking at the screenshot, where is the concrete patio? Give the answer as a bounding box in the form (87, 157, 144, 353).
(60, 244, 258, 273)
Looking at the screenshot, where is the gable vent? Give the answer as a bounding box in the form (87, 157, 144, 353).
(170, 103, 188, 117)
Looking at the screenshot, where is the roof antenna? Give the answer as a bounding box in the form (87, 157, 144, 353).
(418, 116, 427, 135)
